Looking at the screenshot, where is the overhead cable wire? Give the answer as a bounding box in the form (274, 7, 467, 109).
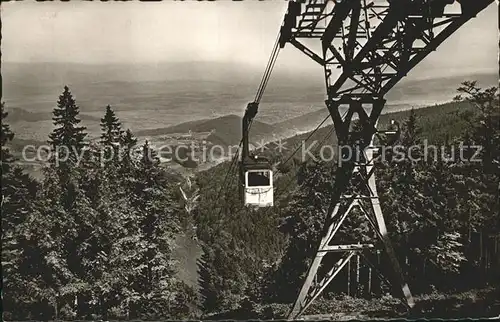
(222, 110, 345, 224)
(213, 139, 242, 205)
(254, 31, 282, 104)
(272, 108, 349, 203)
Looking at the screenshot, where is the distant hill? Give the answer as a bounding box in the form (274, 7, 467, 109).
(135, 118, 213, 137)
(272, 69, 496, 135)
(6, 107, 101, 123)
(268, 100, 473, 158)
(3, 62, 496, 148)
(273, 107, 328, 135)
(133, 98, 480, 150)
(272, 102, 428, 138)
(136, 114, 283, 147)
(387, 71, 498, 105)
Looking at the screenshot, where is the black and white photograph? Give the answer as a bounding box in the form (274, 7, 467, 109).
(1, 0, 499, 320)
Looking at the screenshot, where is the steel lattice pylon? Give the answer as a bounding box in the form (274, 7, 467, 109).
(277, 0, 494, 319)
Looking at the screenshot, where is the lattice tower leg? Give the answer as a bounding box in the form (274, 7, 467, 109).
(288, 97, 414, 319)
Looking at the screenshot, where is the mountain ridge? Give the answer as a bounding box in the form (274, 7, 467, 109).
(135, 114, 283, 147)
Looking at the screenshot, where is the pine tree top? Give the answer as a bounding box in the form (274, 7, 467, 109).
(52, 86, 83, 124)
(1, 103, 16, 173)
(140, 140, 161, 167)
(101, 105, 121, 127)
(100, 104, 124, 146)
(48, 86, 88, 162)
(1, 102, 15, 146)
(122, 129, 138, 147)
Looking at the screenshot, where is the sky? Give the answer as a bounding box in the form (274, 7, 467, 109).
(1, 1, 498, 76)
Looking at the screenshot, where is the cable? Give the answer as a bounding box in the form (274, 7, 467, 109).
(212, 117, 255, 211)
(276, 114, 331, 170)
(212, 34, 281, 208)
(254, 36, 278, 102)
(255, 40, 279, 103)
(210, 108, 343, 236)
(215, 116, 339, 230)
(256, 42, 281, 103)
(273, 120, 337, 201)
(212, 151, 240, 231)
(227, 110, 344, 224)
(257, 47, 280, 104)
(213, 139, 242, 205)
(209, 8, 287, 220)
(272, 108, 349, 203)
(255, 32, 282, 104)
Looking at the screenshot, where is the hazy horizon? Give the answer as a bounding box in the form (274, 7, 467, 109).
(2, 1, 498, 79)
(2, 1, 498, 144)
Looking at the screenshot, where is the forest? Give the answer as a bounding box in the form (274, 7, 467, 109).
(1, 81, 499, 320)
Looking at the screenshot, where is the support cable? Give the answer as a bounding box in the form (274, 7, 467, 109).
(213, 29, 282, 209)
(273, 113, 341, 202)
(255, 31, 282, 104)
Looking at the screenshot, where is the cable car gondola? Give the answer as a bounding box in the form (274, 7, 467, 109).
(234, 1, 304, 207)
(239, 102, 274, 207)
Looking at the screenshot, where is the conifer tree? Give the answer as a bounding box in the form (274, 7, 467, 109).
(36, 88, 93, 318)
(454, 81, 500, 233)
(119, 129, 138, 171)
(454, 81, 500, 169)
(48, 86, 88, 169)
(1, 102, 15, 176)
(96, 105, 125, 184)
(198, 242, 222, 312)
(269, 160, 334, 303)
(100, 105, 124, 147)
(125, 141, 184, 318)
(1, 103, 41, 319)
(197, 231, 249, 313)
(401, 108, 421, 147)
(122, 129, 137, 147)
